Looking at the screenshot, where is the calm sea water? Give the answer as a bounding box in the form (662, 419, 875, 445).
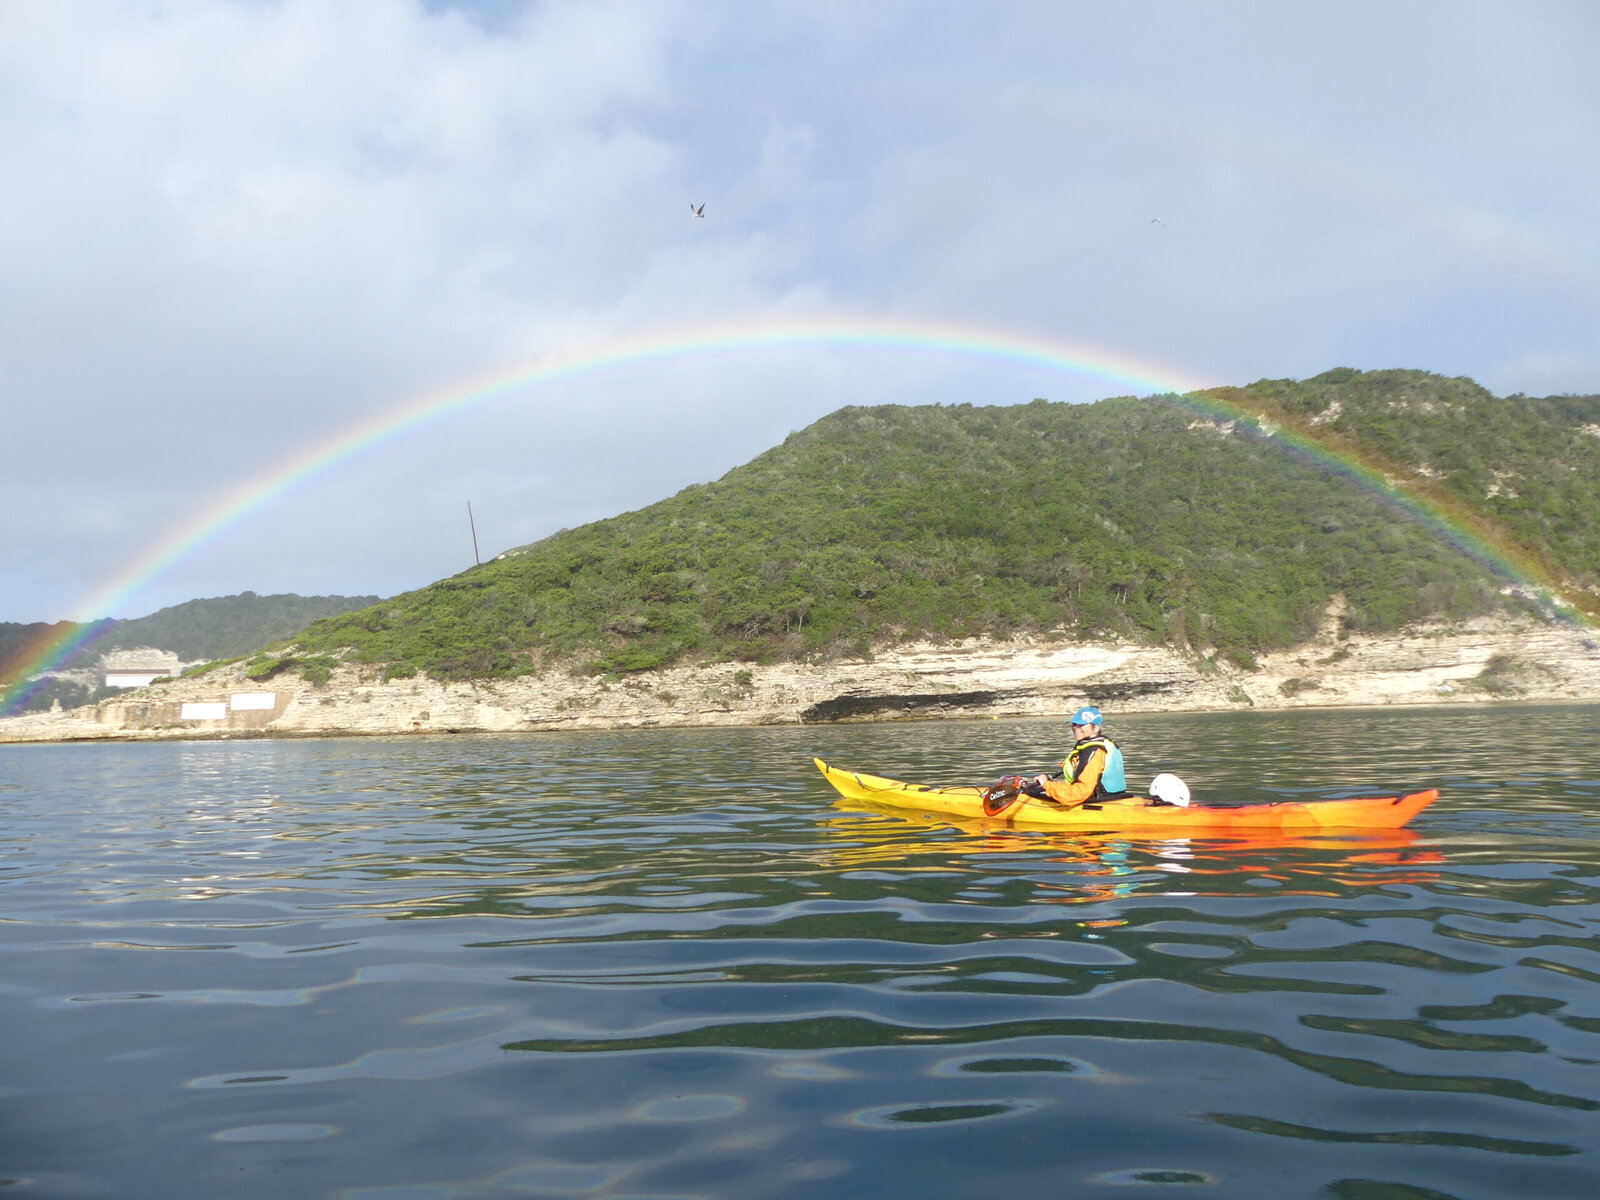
(3, 704, 1598, 1199)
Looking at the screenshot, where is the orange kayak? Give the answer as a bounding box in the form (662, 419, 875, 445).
(814, 758, 1439, 833)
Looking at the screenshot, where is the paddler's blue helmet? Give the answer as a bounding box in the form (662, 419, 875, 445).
(1070, 706, 1103, 727)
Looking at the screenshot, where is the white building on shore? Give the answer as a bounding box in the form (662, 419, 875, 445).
(102, 648, 186, 689)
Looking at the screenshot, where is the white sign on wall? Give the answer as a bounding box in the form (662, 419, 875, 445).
(230, 692, 277, 711)
(180, 702, 228, 721)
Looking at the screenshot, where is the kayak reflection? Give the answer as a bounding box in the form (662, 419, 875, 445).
(820, 797, 1446, 904)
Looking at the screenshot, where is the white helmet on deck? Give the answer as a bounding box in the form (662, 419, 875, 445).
(1149, 773, 1191, 807)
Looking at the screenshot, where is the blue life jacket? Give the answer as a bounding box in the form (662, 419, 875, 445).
(1062, 735, 1127, 799)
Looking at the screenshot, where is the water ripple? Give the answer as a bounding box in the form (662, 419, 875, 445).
(4, 709, 1600, 1198)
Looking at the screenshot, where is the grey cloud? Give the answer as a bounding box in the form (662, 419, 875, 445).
(1, 0, 1594, 621)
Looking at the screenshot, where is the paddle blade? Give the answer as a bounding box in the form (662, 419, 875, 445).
(981, 775, 1029, 816)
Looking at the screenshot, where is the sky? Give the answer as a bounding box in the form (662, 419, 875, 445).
(2, 0, 1596, 623)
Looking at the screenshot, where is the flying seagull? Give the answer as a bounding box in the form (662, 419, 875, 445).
(690, 203, 705, 218)
(1150, 217, 1164, 225)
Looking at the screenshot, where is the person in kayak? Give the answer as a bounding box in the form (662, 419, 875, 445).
(1026, 705, 1129, 807)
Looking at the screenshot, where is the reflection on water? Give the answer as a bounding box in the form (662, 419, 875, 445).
(1, 703, 1598, 1199)
(820, 816, 1452, 920)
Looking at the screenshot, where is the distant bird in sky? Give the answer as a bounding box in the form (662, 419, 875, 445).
(1150, 217, 1164, 225)
(690, 203, 705, 218)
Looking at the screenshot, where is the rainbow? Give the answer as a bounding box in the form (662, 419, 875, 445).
(1163, 388, 1594, 628)
(0, 314, 1587, 716)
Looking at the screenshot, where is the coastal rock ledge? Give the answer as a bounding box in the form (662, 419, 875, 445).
(4, 615, 1598, 744)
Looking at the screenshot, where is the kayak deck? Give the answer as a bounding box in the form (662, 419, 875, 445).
(814, 758, 1439, 833)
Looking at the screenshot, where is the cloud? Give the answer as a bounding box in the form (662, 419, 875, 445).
(1, 0, 1595, 622)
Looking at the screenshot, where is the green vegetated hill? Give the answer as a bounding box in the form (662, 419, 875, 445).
(1222, 369, 1600, 600)
(280, 369, 1598, 683)
(1, 592, 380, 713)
(104, 591, 383, 662)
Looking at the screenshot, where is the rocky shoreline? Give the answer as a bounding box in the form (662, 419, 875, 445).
(2, 614, 1597, 744)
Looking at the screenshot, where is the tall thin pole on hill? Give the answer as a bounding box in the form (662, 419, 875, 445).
(467, 502, 481, 566)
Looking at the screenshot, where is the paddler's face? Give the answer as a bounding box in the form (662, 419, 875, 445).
(1072, 723, 1098, 742)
